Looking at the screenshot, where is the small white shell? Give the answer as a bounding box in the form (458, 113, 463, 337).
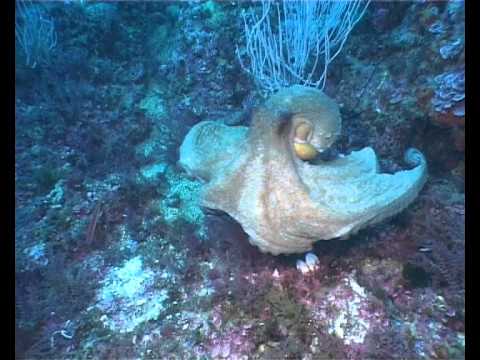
(305, 252, 319, 271)
(296, 259, 310, 274)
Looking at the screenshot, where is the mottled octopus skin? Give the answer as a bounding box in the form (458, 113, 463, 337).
(179, 86, 427, 255)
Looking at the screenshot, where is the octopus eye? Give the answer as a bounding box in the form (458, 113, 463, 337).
(294, 122, 313, 142)
(293, 121, 317, 160)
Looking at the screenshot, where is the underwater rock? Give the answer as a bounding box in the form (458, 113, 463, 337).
(179, 85, 427, 255)
(310, 273, 386, 346)
(95, 256, 169, 333)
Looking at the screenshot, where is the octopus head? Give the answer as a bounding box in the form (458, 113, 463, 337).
(291, 110, 340, 161)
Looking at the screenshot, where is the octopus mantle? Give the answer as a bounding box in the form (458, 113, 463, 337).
(179, 86, 427, 255)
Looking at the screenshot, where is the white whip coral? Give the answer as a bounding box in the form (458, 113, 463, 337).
(236, 0, 371, 93)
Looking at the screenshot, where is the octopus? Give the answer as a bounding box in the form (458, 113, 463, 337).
(179, 85, 427, 255)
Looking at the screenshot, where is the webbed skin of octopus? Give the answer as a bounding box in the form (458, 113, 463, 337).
(179, 85, 427, 255)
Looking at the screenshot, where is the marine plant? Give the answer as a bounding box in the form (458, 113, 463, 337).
(15, 0, 57, 69)
(237, 0, 371, 92)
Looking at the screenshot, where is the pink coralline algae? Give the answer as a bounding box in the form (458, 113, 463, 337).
(209, 326, 255, 360)
(306, 272, 388, 347)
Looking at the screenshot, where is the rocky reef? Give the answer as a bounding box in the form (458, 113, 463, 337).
(15, 1, 465, 359)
